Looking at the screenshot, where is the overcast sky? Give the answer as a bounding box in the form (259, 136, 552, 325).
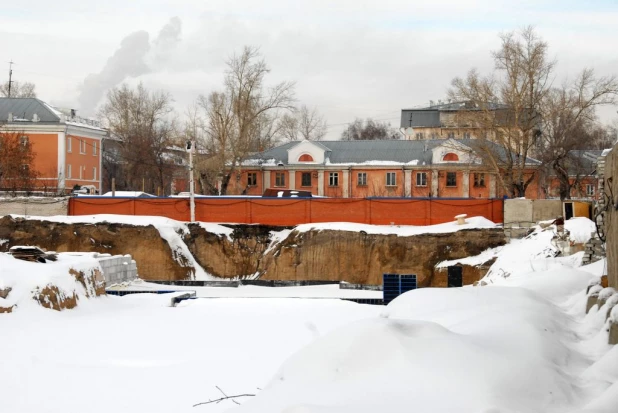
(2, 0, 617, 139)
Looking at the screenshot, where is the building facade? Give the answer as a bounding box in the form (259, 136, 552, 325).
(227, 139, 510, 198)
(0, 98, 106, 194)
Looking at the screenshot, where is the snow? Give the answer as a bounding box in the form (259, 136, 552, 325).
(1, 215, 617, 413)
(0, 252, 102, 309)
(565, 217, 597, 244)
(108, 281, 383, 299)
(100, 191, 156, 197)
(294, 216, 497, 236)
(233, 268, 605, 413)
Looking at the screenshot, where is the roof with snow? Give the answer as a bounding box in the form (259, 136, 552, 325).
(0, 97, 106, 132)
(245, 139, 538, 167)
(0, 97, 61, 123)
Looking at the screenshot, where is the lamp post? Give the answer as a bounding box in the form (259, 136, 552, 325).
(186, 140, 195, 222)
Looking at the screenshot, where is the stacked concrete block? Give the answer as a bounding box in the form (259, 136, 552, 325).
(582, 231, 606, 265)
(95, 253, 138, 286)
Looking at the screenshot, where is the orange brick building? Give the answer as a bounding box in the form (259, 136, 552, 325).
(227, 139, 525, 198)
(0, 98, 107, 194)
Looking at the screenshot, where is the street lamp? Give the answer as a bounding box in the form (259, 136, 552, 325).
(186, 140, 195, 222)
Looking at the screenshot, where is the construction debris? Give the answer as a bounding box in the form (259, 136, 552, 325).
(8, 246, 58, 263)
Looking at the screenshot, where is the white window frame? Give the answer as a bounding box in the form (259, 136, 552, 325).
(67, 164, 72, 179)
(586, 184, 595, 197)
(80, 139, 86, 154)
(386, 172, 396, 186)
(93, 141, 97, 156)
(19, 136, 29, 146)
(357, 172, 367, 186)
(275, 172, 286, 187)
(93, 166, 97, 181)
(416, 172, 427, 187)
(247, 172, 257, 186)
(67, 137, 72, 153)
(329, 172, 339, 187)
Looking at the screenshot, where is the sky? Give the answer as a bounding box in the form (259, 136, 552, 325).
(1, 0, 617, 139)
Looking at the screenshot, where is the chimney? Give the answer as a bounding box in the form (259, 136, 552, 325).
(8, 112, 13, 122)
(33, 113, 39, 122)
(70, 109, 76, 119)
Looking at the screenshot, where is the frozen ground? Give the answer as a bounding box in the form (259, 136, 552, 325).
(1, 220, 617, 413)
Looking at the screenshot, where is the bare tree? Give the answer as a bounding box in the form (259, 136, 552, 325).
(341, 118, 399, 140)
(449, 26, 554, 198)
(197, 46, 295, 195)
(0, 129, 39, 193)
(100, 83, 178, 194)
(279, 105, 328, 141)
(539, 70, 618, 199)
(0, 81, 37, 98)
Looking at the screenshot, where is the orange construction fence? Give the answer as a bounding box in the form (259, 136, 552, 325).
(68, 197, 504, 226)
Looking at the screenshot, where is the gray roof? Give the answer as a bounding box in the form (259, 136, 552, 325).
(0, 98, 61, 123)
(250, 139, 450, 166)
(249, 138, 540, 167)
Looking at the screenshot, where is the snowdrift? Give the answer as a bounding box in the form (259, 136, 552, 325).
(0, 252, 105, 312)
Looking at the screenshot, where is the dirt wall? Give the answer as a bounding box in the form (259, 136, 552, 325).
(258, 228, 506, 286)
(0, 216, 194, 281)
(0, 217, 506, 286)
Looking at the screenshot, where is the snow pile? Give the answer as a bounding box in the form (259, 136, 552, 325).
(233, 269, 602, 413)
(0, 252, 104, 311)
(565, 217, 597, 244)
(294, 216, 497, 237)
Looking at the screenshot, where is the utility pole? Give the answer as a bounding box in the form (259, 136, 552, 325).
(7, 61, 14, 98)
(187, 140, 196, 222)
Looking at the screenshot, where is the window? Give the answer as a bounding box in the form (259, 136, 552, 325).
(301, 172, 311, 187)
(473, 173, 485, 187)
(357, 172, 367, 186)
(275, 172, 285, 187)
(67, 164, 72, 179)
(298, 154, 314, 162)
(416, 172, 427, 186)
(67, 137, 72, 153)
(463, 132, 471, 139)
(93, 141, 97, 156)
(247, 172, 257, 186)
(447, 132, 455, 139)
(79, 165, 83, 179)
(586, 184, 595, 197)
(93, 167, 97, 180)
(386, 172, 397, 186)
(415, 132, 424, 139)
(446, 172, 457, 187)
(19, 136, 29, 146)
(80, 139, 86, 154)
(329, 172, 339, 187)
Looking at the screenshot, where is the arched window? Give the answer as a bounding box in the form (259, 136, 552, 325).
(298, 154, 314, 162)
(442, 153, 459, 162)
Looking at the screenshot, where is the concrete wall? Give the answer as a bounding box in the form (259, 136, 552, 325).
(604, 148, 618, 289)
(0, 197, 68, 217)
(95, 254, 138, 286)
(503, 199, 562, 238)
